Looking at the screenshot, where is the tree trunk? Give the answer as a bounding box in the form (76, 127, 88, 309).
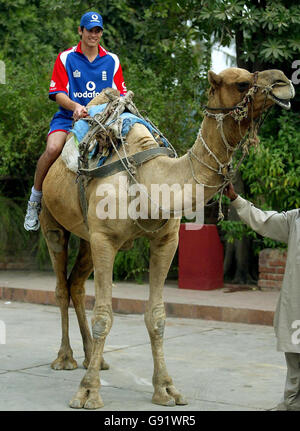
(223, 171, 257, 284)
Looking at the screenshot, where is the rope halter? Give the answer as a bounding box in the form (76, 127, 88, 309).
(188, 71, 273, 220)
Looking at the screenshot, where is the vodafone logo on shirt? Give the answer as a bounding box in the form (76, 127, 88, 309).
(86, 81, 96, 91)
(73, 81, 100, 99)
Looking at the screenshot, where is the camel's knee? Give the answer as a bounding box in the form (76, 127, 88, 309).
(145, 304, 166, 339)
(92, 305, 113, 340)
(70, 284, 86, 305)
(55, 284, 69, 306)
(70, 284, 85, 297)
(45, 229, 65, 253)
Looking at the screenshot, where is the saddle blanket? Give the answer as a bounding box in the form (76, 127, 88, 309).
(61, 103, 168, 173)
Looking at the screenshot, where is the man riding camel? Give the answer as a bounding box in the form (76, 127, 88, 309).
(225, 183, 300, 411)
(24, 11, 127, 231)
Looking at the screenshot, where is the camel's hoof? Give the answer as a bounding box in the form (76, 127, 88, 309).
(174, 394, 188, 405)
(152, 385, 188, 407)
(152, 393, 175, 407)
(51, 355, 78, 370)
(69, 398, 84, 409)
(69, 388, 103, 410)
(153, 396, 176, 407)
(84, 393, 104, 410)
(69, 388, 88, 409)
(82, 357, 109, 370)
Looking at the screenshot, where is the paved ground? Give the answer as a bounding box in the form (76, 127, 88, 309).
(0, 270, 280, 325)
(0, 300, 286, 411)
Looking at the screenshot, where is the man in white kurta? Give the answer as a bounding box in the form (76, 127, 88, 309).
(225, 183, 300, 410)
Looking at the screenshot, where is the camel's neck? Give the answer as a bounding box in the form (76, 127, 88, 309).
(161, 113, 252, 206)
(192, 115, 249, 171)
(126, 115, 252, 214)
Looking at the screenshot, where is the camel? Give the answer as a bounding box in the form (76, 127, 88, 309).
(40, 67, 294, 409)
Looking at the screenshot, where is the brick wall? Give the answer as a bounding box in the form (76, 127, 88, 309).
(258, 248, 287, 290)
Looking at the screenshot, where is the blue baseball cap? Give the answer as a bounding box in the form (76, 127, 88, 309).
(80, 12, 103, 30)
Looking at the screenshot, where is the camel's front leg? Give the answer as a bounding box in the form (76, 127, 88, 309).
(145, 231, 188, 407)
(69, 233, 116, 409)
(68, 239, 109, 371)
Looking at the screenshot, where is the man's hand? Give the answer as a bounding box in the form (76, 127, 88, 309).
(55, 94, 88, 121)
(224, 183, 238, 201)
(73, 103, 88, 121)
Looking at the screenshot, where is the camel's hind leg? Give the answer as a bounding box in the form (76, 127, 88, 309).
(40, 204, 77, 370)
(145, 231, 188, 406)
(68, 238, 109, 370)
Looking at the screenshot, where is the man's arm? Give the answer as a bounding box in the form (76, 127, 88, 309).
(49, 53, 88, 120)
(224, 183, 290, 244)
(55, 93, 87, 121)
(112, 58, 127, 96)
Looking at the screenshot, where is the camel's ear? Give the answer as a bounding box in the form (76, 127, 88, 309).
(208, 70, 222, 88)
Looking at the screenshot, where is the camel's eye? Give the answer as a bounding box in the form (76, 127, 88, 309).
(237, 81, 250, 92)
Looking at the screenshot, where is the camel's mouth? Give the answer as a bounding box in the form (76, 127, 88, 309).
(269, 94, 291, 110)
(269, 81, 295, 110)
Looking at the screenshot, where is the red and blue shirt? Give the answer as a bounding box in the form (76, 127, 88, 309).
(49, 41, 127, 118)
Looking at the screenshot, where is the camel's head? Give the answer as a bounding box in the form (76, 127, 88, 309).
(207, 67, 295, 117)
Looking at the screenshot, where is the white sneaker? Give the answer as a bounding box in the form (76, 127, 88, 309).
(24, 201, 41, 231)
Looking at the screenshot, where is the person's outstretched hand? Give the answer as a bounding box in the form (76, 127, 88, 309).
(224, 183, 238, 201)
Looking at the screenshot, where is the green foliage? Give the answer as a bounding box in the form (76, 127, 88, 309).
(124, 58, 206, 155)
(34, 232, 51, 269)
(0, 59, 56, 181)
(0, 196, 30, 258)
(0, 0, 91, 64)
(219, 219, 256, 243)
(219, 219, 286, 252)
(241, 110, 300, 211)
(196, 0, 300, 67)
(113, 238, 150, 283)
